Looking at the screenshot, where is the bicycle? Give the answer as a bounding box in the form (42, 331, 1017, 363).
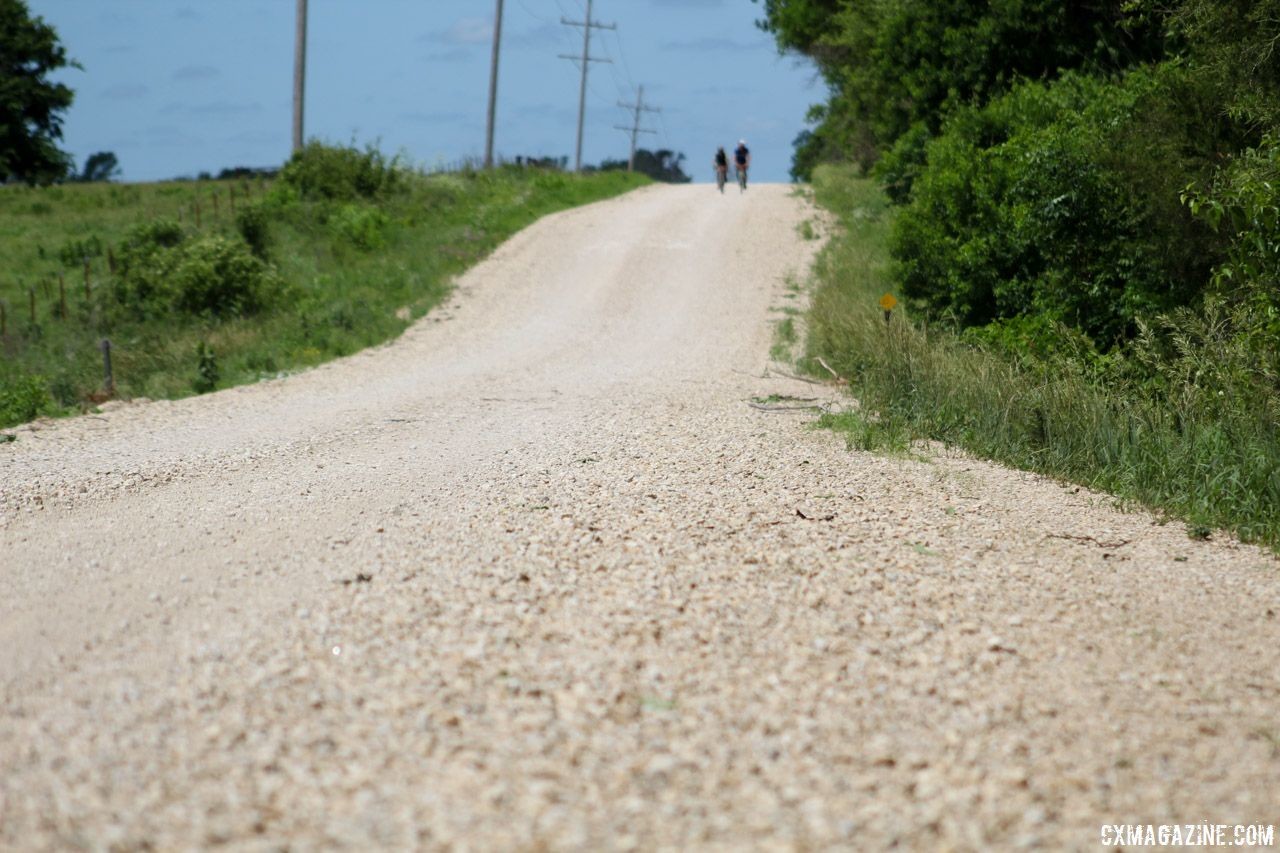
(715, 164, 728, 193)
(736, 165, 748, 193)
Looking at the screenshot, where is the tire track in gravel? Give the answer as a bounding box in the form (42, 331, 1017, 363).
(2, 185, 1279, 849)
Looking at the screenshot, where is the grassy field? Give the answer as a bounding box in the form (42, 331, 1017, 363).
(0, 157, 647, 427)
(805, 164, 1280, 549)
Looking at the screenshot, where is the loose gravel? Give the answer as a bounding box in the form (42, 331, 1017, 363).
(2, 185, 1278, 849)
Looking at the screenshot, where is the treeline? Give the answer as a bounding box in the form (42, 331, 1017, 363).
(765, 0, 1279, 354)
(760, 0, 1280, 543)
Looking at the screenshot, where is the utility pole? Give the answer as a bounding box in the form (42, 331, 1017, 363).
(615, 85, 660, 172)
(292, 0, 307, 152)
(560, 0, 615, 172)
(484, 0, 504, 168)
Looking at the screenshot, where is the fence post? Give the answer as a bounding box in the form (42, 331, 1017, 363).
(59, 274, 67, 319)
(107, 247, 117, 275)
(1, 302, 6, 337)
(28, 287, 35, 324)
(100, 339, 115, 396)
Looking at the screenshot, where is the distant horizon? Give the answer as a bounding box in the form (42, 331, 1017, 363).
(30, 0, 819, 185)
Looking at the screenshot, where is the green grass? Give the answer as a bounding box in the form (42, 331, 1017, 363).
(806, 164, 1280, 549)
(770, 315, 799, 363)
(0, 166, 647, 426)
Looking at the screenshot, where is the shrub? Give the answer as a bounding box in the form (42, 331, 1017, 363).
(891, 65, 1224, 345)
(167, 236, 284, 317)
(194, 342, 219, 393)
(0, 374, 50, 428)
(278, 142, 399, 202)
(328, 203, 390, 251)
(115, 219, 187, 310)
(235, 203, 271, 259)
(114, 221, 284, 318)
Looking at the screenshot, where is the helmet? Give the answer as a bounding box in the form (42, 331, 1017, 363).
(739, 139, 747, 146)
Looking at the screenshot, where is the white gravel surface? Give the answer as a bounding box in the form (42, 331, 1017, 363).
(2, 184, 1278, 850)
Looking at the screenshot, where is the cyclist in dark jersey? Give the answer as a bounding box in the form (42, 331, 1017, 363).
(734, 140, 751, 190)
(714, 147, 729, 192)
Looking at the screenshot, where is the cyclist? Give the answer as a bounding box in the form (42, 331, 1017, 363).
(734, 139, 751, 191)
(713, 147, 729, 193)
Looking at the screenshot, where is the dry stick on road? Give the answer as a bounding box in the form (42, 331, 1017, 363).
(1, 185, 1278, 849)
(816, 355, 846, 383)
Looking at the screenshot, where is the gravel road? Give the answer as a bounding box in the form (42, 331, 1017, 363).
(2, 184, 1278, 850)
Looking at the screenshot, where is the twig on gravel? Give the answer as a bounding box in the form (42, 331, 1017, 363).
(815, 357, 847, 384)
(1043, 533, 1132, 549)
(796, 509, 837, 521)
(768, 368, 827, 386)
(747, 402, 824, 413)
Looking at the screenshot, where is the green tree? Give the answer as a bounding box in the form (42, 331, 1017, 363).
(599, 149, 691, 183)
(758, 0, 1166, 178)
(0, 0, 77, 185)
(76, 150, 120, 183)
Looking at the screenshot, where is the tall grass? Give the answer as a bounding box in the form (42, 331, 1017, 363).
(807, 165, 1280, 547)
(0, 164, 647, 427)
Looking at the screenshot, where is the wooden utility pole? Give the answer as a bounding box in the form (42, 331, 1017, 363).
(615, 85, 660, 172)
(292, 0, 308, 152)
(560, 0, 615, 172)
(484, 0, 505, 169)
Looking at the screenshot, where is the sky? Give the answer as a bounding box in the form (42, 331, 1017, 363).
(29, 0, 821, 184)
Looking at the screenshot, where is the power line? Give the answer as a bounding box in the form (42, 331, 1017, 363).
(614, 84, 660, 172)
(559, 0, 615, 172)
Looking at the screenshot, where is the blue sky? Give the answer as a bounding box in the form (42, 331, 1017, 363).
(30, 0, 820, 184)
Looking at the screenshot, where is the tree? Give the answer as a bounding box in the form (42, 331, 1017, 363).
(599, 149, 691, 183)
(757, 0, 1168, 179)
(76, 151, 119, 183)
(0, 0, 77, 185)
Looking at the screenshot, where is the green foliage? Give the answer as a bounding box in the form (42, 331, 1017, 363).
(0, 160, 648, 424)
(74, 151, 120, 183)
(809, 167, 1280, 548)
(1163, 0, 1280, 130)
(328, 203, 390, 251)
(759, 0, 1165, 178)
(165, 236, 284, 317)
(235, 203, 270, 259)
(0, 372, 50, 428)
(891, 66, 1222, 343)
(0, 0, 77, 184)
(597, 149, 692, 183)
(56, 234, 103, 266)
(114, 221, 283, 318)
(278, 142, 400, 202)
(193, 342, 219, 393)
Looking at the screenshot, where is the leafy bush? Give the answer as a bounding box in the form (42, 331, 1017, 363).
(167, 236, 284, 317)
(809, 166, 1280, 548)
(761, 0, 1167, 178)
(235, 203, 271, 259)
(278, 142, 399, 202)
(114, 221, 284, 318)
(194, 342, 219, 393)
(328, 203, 390, 251)
(891, 66, 1223, 344)
(114, 219, 187, 308)
(0, 373, 50, 428)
